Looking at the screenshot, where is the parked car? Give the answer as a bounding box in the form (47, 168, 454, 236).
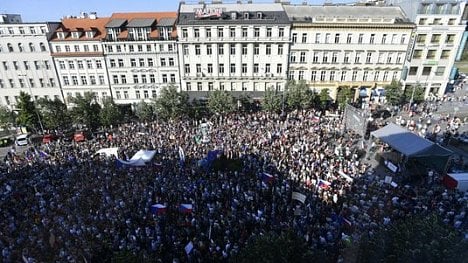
(15, 134, 31, 146)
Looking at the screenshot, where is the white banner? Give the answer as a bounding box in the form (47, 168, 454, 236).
(292, 192, 306, 204)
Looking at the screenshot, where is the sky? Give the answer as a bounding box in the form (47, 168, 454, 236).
(2, 0, 358, 22)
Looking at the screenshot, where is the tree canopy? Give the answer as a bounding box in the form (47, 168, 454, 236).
(37, 97, 71, 130)
(16, 91, 39, 130)
(207, 90, 236, 115)
(286, 80, 316, 110)
(100, 98, 123, 127)
(0, 106, 15, 130)
(383, 80, 404, 106)
(69, 92, 102, 130)
(262, 87, 282, 113)
(134, 100, 155, 122)
(336, 86, 355, 110)
(154, 85, 189, 119)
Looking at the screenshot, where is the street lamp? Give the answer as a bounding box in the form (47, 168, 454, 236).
(18, 74, 45, 134)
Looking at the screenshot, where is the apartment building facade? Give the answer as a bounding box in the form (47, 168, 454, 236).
(49, 13, 112, 104)
(0, 17, 63, 109)
(103, 12, 179, 105)
(284, 5, 414, 101)
(176, 2, 291, 99)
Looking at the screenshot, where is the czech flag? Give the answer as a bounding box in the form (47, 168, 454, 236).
(150, 204, 167, 215)
(261, 173, 275, 184)
(318, 179, 332, 190)
(312, 116, 320, 123)
(179, 204, 193, 213)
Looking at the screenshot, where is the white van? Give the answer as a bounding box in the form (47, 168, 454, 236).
(15, 134, 30, 146)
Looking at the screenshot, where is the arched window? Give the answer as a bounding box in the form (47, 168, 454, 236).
(29, 43, 35, 52)
(39, 42, 46, 52)
(18, 43, 24, 52)
(7, 43, 13, 52)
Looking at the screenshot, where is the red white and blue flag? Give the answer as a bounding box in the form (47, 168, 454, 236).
(261, 173, 275, 184)
(179, 204, 193, 213)
(151, 204, 167, 215)
(318, 179, 332, 189)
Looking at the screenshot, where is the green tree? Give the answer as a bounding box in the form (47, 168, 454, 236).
(262, 87, 282, 113)
(235, 231, 328, 263)
(0, 106, 16, 130)
(356, 214, 468, 263)
(100, 98, 122, 127)
(189, 99, 208, 119)
(318, 88, 331, 109)
(154, 85, 189, 119)
(207, 90, 236, 114)
(16, 91, 39, 130)
(134, 100, 155, 122)
(69, 92, 102, 130)
(336, 86, 355, 109)
(383, 80, 404, 105)
(403, 85, 425, 104)
(37, 97, 71, 130)
(286, 80, 315, 110)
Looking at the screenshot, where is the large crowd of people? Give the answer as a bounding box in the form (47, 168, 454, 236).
(0, 107, 467, 262)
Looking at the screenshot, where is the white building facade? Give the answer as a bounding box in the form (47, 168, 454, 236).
(0, 17, 63, 109)
(176, 2, 291, 99)
(284, 5, 414, 101)
(103, 12, 179, 105)
(396, 0, 467, 98)
(49, 15, 112, 104)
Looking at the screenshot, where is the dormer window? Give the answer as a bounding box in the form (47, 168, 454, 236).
(71, 32, 80, 39)
(231, 12, 237, 20)
(257, 12, 263, 19)
(57, 32, 65, 39)
(244, 12, 249, 19)
(86, 31, 94, 38)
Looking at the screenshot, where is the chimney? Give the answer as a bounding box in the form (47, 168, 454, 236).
(89, 12, 97, 19)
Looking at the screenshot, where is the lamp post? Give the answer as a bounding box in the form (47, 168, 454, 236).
(19, 74, 45, 134)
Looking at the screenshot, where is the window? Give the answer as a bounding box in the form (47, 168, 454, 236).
(396, 53, 403, 64)
(435, 66, 445, 76)
(194, 28, 200, 38)
(149, 74, 155, 83)
(118, 59, 124, 67)
(39, 78, 44, 87)
(363, 71, 368, 81)
(63, 76, 70, 85)
(335, 34, 340, 44)
(115, 45, 121, 53)
(218, 44, 224, 55)
(313, 52, 319, 63)
(242, 44, 247, 55)
(219, 64, 224, 74)
(96, 60, 102, 69)
(147, 58, 153, 67)
(370, 34, 375, 44)
(0, 80, 4, 89)
(445, 34, 455, 44)
(266, 27, 272, 37)
(197, 82, 202, 91)
(383, 71, 389, 81)
(242, 27, 248, 37)
(242, 63, 247, 74)
(342, 71, 349, 81)
(426, 50, 436, 59)
(55, 46, 61, 52)
(206, 64, 213, 74)
(34, 61, 40, 70)
(217, 27, 223, 38)
(123, 91, 129, 99)
(29, 43, 35, 52)
(382, 34, 387, 44)
(391, 34, 397, 44)
(330, 71, 335, 81)
(440, 50, 450, 59)
(266, 44, 271, 55)
(152, 90, 157, 98)
(322, 53, 328, 63)
(431, 34, 441, 43)
(206, 28, 211, 38)
(279, 27, 284, 37)
(135, 91, 140, 99)
(401, 34, 407, 44)
(254, 44, 259, 55)
(419, 18, 427, 25)
(81, 76, 88, 85)
(292, 33, 297, 43)
(193, 64, 200, 73)
(366, 52, 372, 63)
(194, 45, 201, 55)
(121, 75, 127, 84)
(320, 71, 326, 81)
(182, 29, 188, 38)
(230, 27, 236, 37)
(141, 75, 147, 83)
(432, 18, 441, 25)
(29, 78, 34, 88)
(354, 53, 361, 63)
(113, 75, 119, 84)
(2, 61, 8, 70)
(277, 64, 282, 74)
(347, 34, 352, 44)
(159, 58, 166, 67)
(71, 76, 78, 85)
(325, 33, 331, 44)
(387, 53, 393, 63)
(18, 43, 24, 52)
(229, 44, 236, 55)
(87, 60, 93, 69)
(93, 45, 99, 52)
(77, 61, 84, 69)
(416, 34, 426, 43)
(278, 44, 283, 55)
(358, 34, 363, 44)
(332, 52, 338, 63)
(90, 76, 96, 85)
(207, 45, 212, 55)
(162, 74, 168, 83)
(133, 75, 139, 83)
(68, 61, 75, 69)
(184, 64, 190, 74)
(302, 33, 307, 43)
(139, 58, 145, 67)
(290, 52, 296, 63)
(186, 82, 191, 91)
(352, 71, 358, 81)
(311, 71, 317, 81)
(110, 59, 116, 68)
(7, 43, 13, 52)
(300, 52, 306, 63)
(422, 67, 432, 76)
(254, 27, 260, 37)
(98, 75, 105, 85)
(298, 71, 304, 80)
(413, 50, 422, 59)
(143, 90, 149, 99)
(230, 63, 236, 74)
(74, 45, 80, 52)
